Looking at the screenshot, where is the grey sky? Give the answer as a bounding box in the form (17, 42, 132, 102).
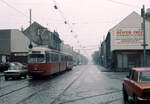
(0, 0, 150, 58)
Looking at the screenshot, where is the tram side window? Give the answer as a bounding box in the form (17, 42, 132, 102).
(46, 53, 50, 62)
(61, 55, 64, 62)
(51, 54, 54, 62)
(68, 56, 71, 61)
(61, 55, 63, 62)
(61, 56, 63, 62)
(51, 54, 59, 62)
(68, 56, 70, 61)
(65, 56, 67, 61)
(55, 54, 59, 62)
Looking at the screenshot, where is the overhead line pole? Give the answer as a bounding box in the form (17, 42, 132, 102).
(29, 9, 33, 49)
(141, 5, 147, 67)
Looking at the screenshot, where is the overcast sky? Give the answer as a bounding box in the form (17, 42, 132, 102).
(0, 0, 150, 58)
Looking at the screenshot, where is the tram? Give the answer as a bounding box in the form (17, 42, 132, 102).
(28, 47, 73, 77)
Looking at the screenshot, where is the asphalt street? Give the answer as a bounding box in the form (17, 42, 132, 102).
(0, 64, 128, 104)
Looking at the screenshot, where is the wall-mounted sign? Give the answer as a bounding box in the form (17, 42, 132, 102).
(115, 28, 143, 45)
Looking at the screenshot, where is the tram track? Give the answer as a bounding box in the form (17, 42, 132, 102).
(50, 67, 87, 104)
(49, 65, 123, 104)
(0, 78, 50, 98)
(0, 79, 28, 90)
(1, 65, 124, 104)
(0, 70, 76, 104)
(0, 70, 64, 98)
(13, 69, 80, 104)
(57, 90, 122, 104)
(0, 85, 29, 98)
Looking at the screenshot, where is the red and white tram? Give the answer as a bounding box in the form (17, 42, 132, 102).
(28, 47, 73, 77)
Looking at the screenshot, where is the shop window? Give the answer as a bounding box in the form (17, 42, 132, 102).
(128, 54, 140, 68)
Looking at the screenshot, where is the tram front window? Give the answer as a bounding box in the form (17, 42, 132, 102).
(28, 54, 45, 63)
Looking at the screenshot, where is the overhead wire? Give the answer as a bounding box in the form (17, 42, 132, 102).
(1, 0, 141, 55)
(0, 0, 36, 22)
(51, 0, 145, 59)
(51, 0, 88, 54)
(0, 0, 28, 18)
(52, 2, 84, 53)
(106, 0, 140, 9)
(0, 0, 81, 52)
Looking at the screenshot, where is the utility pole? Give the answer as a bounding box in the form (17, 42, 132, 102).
(141, 5, 147, 67)
(29, 9, 33, 49)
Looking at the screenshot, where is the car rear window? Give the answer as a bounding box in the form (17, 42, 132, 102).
(140, 71, 150, 82)
(9, 62, 24, 70)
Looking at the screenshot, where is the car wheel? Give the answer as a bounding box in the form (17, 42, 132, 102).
(123, 88, 128, 102)
(133, 95, 138, 104)
(24, 75, 27, 79)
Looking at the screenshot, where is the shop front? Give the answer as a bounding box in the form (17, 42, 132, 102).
(114, 50, 150, 71)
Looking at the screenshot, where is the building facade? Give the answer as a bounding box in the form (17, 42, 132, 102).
(0, 22, 62, 64)
(100, 12, 150, 71)
(0, 29, 32, 64)
(23, 22, 62, 51)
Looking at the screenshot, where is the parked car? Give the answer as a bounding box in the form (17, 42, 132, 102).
(0, 62, 9, 72)
(122, 67, 150, 104)
(4, 62, 27, 80)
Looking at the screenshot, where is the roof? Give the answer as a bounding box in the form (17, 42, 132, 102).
(109, 11, 142, 32)
(23, 22, 61, 45)
(132, 67, 150, 72)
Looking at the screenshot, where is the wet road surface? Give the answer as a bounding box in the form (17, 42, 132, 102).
(0, 64, 128, 104)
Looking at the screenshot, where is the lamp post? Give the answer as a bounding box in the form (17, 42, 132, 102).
(141, 5, 147, 67)
(29, 9, 33, 49)
(141, 5, 150, 67)
(145, 8, 150, 21)
(145, 8, 150, 66)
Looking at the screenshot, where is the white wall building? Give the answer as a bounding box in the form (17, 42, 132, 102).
(0, 29, 36, 63)
(102, 11, 150, 71)
(110, 12, 150, 51)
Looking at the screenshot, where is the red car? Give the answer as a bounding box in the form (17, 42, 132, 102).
(123, 67, 150, 103)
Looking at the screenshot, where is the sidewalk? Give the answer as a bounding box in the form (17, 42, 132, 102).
(96, 65, 112, 72)
(96, 65, 130, 72)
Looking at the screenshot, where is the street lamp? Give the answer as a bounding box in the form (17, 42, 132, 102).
(141, 6, 150, 67)
(145, 8, 150, 67)
(29, 9, 33, 49)
(145, 8, 150, 21)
